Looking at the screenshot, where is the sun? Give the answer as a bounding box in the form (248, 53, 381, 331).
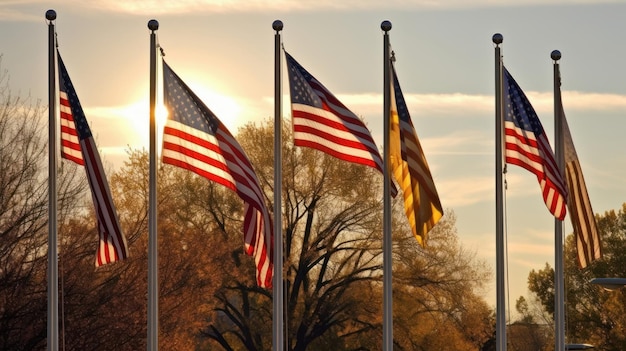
(183, 82, 243, 131)
(120, 85, 242, 153)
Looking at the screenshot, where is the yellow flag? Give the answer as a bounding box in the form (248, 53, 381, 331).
(560, 102, 601, 268)
(390, 63, 443, 247)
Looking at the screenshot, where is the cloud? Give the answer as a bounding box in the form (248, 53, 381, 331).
(426, 130, 492, 154)
(439, 176, 493, 207)
(5, 0, 621, 17)
(0, 6, 42, 22)
(307, 91, 626, 121)
(98, 0, 624, 15)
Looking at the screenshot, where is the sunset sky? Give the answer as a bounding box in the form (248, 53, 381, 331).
(2, 0, 626, 320)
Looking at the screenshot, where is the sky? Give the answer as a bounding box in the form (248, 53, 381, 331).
(2, 0, 626, 321)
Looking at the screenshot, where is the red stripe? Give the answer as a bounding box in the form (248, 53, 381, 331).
(61, 152, 84, 166)
(162, 139, 259, 204)
(82, 139, 128, 264)
(293, 116, 377, 153)
(162, 61, 273, 287)
(162, 140, 233, 183)
(293, 108, 377, 143)
(164, 125, 267, 213)
(294, 139, 378, 169)
(162, 154, 237, 194)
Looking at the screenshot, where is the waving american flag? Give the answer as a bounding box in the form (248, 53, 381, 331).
(161, 61, 273, 288)
(285, 51, 396, 196)
(503, 67, 567, 220)
(58, 53, 129, 266)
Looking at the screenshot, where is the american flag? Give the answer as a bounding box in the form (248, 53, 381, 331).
(503, 67, 567, 220)
(285, 51, 394, 195)
(559, 93, 601, 267)
(161, 61, 273, 288)
(390, 63, 443, 247)
(57, 53, 129, 266)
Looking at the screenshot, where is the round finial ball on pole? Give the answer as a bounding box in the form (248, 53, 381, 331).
(148, 19, 159, 31)
(381, 20, 392, 31)
(551, 50, 561, 61)
(492, 33, 503, 45)
(272, 20, 283, 31)
(46, 9, 56, 21)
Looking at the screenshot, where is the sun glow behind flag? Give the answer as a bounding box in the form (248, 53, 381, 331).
(161, 60, 273, 288)
(503, 67, 567, 220)
(58, 53, 129, 266)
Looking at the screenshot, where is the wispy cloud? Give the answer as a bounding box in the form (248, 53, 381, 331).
(0, 5, 42, 22)
(439, 176, 493, 207)
(96, 0, 625, 15)
(329, 91, 626, 120)
(5, 0, 622, 17)
(423, 130, 492, 155)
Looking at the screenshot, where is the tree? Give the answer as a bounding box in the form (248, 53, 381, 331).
(51, 149, 232, 350)
(103, 149, 230, 350)
(201, 119, 386, 350)
(0, 67, 228, 348)
(527, 204, 626, 350)
(392, 212, 494, 350)
(506, 297, 551, 351)
(202, 119, 494, 350)
(0, 79, 494, 349)
(0, 58, 86, 350)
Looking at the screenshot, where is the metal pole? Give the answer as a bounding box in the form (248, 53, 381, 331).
(272, 19, 284, 351)
(46, 9, 58, 351)
(381, 20, 393, 351)
(552, 49, 565, 351)
(492, 33, 507, 351)
(147, 19, 159, 351)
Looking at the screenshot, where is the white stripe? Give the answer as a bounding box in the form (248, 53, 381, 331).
(310, 84, 361, 119)
(504, 142, 543, 173)
(82, 139, 126, 258)
(61, 146, 82, 160)
(162, 146, 233, 184)
(293, 104, 379, 149)
(293, 132, 381, 162)
(61, 131, 80, 145)
(164, 120, 266, 206)
(162, 134, 264, 207)
(60, 105, 72, 115)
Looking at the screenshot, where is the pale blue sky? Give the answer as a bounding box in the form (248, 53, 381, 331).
(2, 0, 625, 319)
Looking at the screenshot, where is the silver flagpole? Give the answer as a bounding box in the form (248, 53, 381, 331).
(492, 33, 507, 351)
(552, 49, 565, 351)
(46, 9, 59, 351)
(272, 20, 284, 351)
(147, 19, 159, 351)
(381, 20, 393, 351)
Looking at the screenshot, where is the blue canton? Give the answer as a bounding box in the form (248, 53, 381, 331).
(504, 68, 544, 137)
(163, 62, 219, 134)
(58, 56, 92, 140)
(285, 53, 323, 108)
(393, 70, 410, 123)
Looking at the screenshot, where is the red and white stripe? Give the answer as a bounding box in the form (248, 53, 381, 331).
(504, 120, 567, 220)
(162, 119, 273, 287)
(59, 91, 83, 165)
